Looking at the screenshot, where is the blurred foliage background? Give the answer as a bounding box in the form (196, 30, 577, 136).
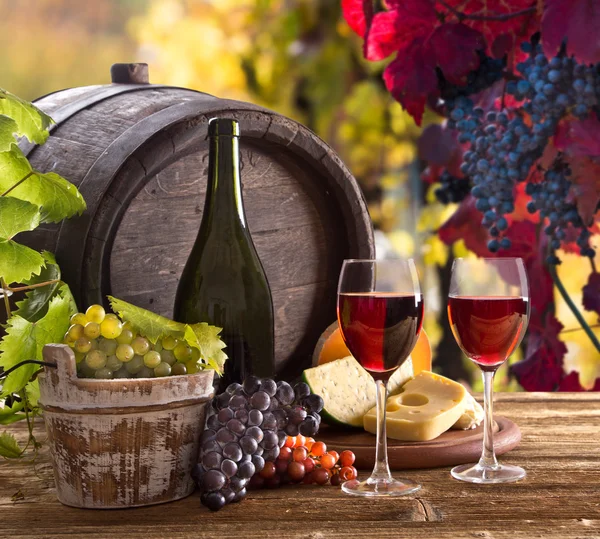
(1, 0, 597, 390)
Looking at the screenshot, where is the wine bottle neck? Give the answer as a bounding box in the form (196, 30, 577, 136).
(205, 135, 247, 227)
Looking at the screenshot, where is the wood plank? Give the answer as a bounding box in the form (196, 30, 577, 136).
(1, 394, 600, 538)
(34, 85, 105, 114)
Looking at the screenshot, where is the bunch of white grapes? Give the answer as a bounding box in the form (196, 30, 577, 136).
(63, 304, 202, 379)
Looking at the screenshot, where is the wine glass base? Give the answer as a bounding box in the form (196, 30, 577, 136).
(341, 477, 421, 497)
(451, 462, 526, 484)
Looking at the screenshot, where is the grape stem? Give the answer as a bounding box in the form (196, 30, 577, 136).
(6, 279, 60, 293)
(1, 277, 11, 318)
(0, 171, 34, 197)
(549, 264, 600, 352)
(436, 0, 536, 22)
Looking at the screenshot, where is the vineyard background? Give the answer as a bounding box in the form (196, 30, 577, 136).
(1, 0, 597, 391)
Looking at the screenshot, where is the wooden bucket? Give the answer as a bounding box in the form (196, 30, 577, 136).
(38, 344, 214, 509)
(21, 63, 375, 380)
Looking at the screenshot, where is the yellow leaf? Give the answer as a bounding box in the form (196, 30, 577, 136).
(422, 236, 449, 267)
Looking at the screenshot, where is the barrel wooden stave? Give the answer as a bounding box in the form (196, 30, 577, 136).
(23, 83, 374, 378)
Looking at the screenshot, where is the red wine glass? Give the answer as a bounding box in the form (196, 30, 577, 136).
(337, 258, 424, 496)
(448, 257, 529, 483)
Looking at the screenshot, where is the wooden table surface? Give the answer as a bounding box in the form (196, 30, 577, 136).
(1, 393, 599, 539)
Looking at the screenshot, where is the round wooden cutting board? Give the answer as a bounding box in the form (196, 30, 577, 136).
(318, 416, 521, 470)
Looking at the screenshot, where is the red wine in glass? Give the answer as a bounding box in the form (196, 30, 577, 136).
(448, 257, 529, 485)
(448, 296, 528, 370)
(336, 258, 423, 497)
(337, 293, 424, 376)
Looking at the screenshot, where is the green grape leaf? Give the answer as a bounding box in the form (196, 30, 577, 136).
(0, 414, 26, 426)
(0, 116, 20, 152)
(107, 296, 185, 344)
(107, 296, 227, 372)
(0, 241, 45, 285)
(183, 323, 228, 374)
(0, 285, 74, 397)
(0, 401, 25, 426)
(0, 89, 53, 145)
(13, 251, 62, 323)
(25, 380, 41, 409)
(60, 283, 78, 318)
(0, 148, 86, 223)
(0, 431, 22, 458)
(0, 196, 41, 240)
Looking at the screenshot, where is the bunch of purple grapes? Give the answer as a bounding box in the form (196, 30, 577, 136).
(527, 161, 596, 262)
(441, 37, 599, 259)
(194, 376, 324, 511)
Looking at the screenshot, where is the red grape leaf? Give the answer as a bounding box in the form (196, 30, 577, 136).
(366, 1, 436, 61)
(554, 117, 600, 158)
(542, 0, 600, 64)
(417, 124, 461, 167)
(365, 10, 430, 61)
(558, 371, 600, 391)
(341, 0, 371, 37)
(383, 39, 438, 126)
(440, 0, 539, 60)
(498, 219, 537, 263)
(364, 11, 404, 61)
(539, 139, 560, 168)
(582, 271, 600, 316)
(511, 313, 567, 391)
(491, 33, 514, 59)
(437, 195, 490, 256)
(552, 119, 600, 225)
(429, 23, 485, 85)
(564, 155, 600, 226)
(525, 243, 554, 328)
(384, 0, 436, 14)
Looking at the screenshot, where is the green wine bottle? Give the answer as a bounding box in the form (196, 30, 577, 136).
(174, 118, 275, 386)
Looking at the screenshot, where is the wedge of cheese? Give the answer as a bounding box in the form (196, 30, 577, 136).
(302, 357, 414, 428)
(364, 371, 468, 441)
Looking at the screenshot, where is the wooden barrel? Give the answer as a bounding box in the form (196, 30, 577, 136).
(22, 63, 374, 378)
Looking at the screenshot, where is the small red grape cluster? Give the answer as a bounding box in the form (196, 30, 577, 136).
(249, 435, 357, 488)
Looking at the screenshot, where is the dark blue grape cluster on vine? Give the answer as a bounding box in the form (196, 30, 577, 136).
(527, 162, 595, 264)
(438, 39, 598, 261)
(508, 41, 599, 121)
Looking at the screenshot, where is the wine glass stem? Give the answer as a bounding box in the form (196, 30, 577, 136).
(369, 379, 394, 483)
(478, 369, 499, 469)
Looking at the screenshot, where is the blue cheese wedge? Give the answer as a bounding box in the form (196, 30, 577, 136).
(302, 357, 414, 428)
(364, 371, 469, 441)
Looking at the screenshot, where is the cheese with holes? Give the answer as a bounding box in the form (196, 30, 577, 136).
(363, 371, 468, 441)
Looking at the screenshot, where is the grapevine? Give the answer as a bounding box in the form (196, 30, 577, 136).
(343, 0, 600, 389)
